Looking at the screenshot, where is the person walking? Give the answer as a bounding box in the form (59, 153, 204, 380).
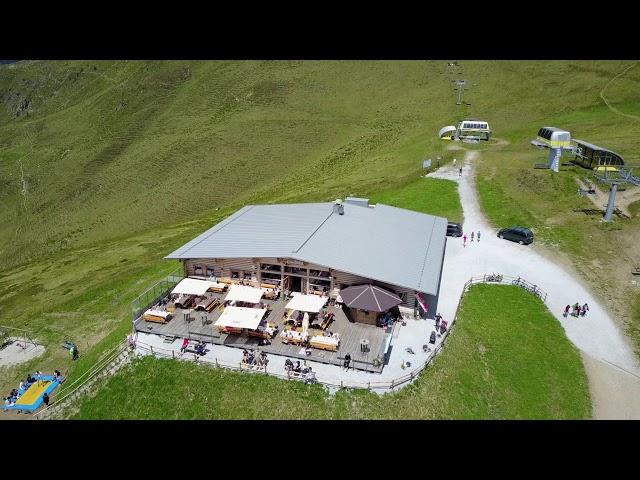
(471, 231, 474, 242)
(343, 353, 351, 370)
(477, 230, 481, 242)
(563, 305, 570, 318)
(42, 392, 50, 407)
(463, 234, 467, 247)
(573, 302, 580, 317)
(453, 158, 457, 167)
(459, 167, 463, 177)
(581, 303, 589, 317)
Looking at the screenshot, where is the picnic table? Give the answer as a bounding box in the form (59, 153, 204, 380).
(280, 329, 308, 345)
(143, 309, 172, 324)
(309, 335, 339, 351)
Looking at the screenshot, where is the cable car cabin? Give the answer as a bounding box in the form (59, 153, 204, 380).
(535, 127, 571, 148)
(457, 120, 491, 140)
(571, 139, 625, 170)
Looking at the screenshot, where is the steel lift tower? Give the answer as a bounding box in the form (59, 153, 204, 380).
(592, 164, 640, 222)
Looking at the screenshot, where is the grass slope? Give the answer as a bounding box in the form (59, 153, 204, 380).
(1, 60, 636, 414)
(73, 285, 590, 420)
(1, 60, 636, 270)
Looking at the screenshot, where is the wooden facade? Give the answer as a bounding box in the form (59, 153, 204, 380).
(182, 257, 425, 312)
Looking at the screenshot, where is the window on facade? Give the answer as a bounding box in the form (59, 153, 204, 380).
(194, 265, 203, 275)
(206, 266, 214, 277)
(231, 271, 239, 279)
(244, 271, 252, 279)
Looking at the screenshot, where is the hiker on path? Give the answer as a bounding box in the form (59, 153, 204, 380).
(463, 234, 467, 247)
(471, 231, 474, 242)
(564, 305, 570, 317)
(42, 392, 49, 407)
(581, 303, 589, 317)
(477, 230, 481, 242)
(453, 158, 457, 166)
(573, 303, 580, 317)
(459, 167, 463, 177)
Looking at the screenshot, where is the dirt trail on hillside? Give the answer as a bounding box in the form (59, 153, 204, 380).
(430, 147, 640, 419)
(581, 352, 640, 419)
(599, 61, 640, 122)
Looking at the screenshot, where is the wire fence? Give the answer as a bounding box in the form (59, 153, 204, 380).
(33, 341, 128, 419)
(466, 273, 548, 302)
(131, 267, 183, 322)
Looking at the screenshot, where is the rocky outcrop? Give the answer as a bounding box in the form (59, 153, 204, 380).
(1, 90, 32, 118)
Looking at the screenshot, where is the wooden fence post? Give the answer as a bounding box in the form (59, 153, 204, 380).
(390, 379, 395, 389)
(215, 357, 218, 368)
(367, 382, 371, 391)
(150, 346, 154, 355)
(172, 350, 175, 359)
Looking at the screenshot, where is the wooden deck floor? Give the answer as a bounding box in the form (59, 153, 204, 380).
(134, 293, 390, 373)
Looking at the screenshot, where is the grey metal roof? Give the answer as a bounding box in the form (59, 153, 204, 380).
(166, 203, 333, 259)
(573, 139, 623, 158)
(541, 126, 569, 133)
(166, 201, 448, 295)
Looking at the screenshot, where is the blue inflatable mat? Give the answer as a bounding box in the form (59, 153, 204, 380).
(3, 375, 63, 412)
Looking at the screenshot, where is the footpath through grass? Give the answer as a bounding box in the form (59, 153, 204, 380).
(73, 284, 590, 419)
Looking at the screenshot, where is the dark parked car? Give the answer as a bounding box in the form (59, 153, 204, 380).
(497, 226, 534, 245)
(446, 222, 463, 237)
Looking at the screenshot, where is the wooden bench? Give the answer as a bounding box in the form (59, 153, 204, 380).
(221, 326, 242, 335)
(320, 313, 335, 330)
(144, 313, 172, 324)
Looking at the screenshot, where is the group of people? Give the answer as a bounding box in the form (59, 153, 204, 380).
(377, 312, 396, 328)
(180, 338, 207, 356)
(564, 303, 589, 318)
(284, 359, 316, 383)
(462, 230, 481, 247)
(3, 370, 61, 409)
(243, 349, 268, 367)
(434, 313, 448, 335)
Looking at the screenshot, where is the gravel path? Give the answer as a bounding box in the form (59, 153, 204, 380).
(429, 150, 640, 418)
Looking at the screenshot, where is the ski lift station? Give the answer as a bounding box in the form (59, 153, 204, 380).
(531, 126, 626, 172)
(571, 139, 625, 169)
(438, 119, 491, 141)
(532, 127, 572, 149)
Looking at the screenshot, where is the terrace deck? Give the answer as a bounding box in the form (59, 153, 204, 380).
(134, 293, 390, 373)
